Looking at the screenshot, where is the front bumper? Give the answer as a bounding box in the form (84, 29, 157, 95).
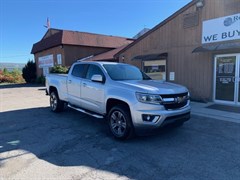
(130, 101, 191, 133)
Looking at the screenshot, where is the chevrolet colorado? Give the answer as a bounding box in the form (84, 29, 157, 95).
(46, 62, 191, 139)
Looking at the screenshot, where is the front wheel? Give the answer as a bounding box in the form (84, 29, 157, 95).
(50, 91, 64, 112)
(108, 105, 134, 140)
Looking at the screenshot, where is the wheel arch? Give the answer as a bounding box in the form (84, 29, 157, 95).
(106, 98, 131, 115)
(49, 86, 58, 95)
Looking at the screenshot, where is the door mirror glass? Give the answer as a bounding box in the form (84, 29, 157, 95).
(91, 74, 103, 83)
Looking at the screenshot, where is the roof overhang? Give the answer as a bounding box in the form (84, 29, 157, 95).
(192, 41, 240, 53)
(132, 53, 168, 61)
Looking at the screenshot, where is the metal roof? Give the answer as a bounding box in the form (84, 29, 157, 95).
(31, 28, 133, 54)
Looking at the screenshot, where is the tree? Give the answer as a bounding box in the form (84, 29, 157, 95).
(22, 60, 36, 83)
(3, 68, 8, 74)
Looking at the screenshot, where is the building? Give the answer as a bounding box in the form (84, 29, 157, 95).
(79, 45, 128, 62)
(115, 0, 240, 106)
(133, 28, 150, 39)
(31, 28, 133, 77)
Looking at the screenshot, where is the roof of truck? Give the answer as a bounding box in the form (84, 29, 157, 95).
(75, 61, 122, 65)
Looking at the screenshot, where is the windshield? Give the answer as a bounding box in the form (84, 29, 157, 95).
(103, 64, 151, 81)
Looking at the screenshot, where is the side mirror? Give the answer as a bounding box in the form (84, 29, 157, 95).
(91, 74, 104, 83)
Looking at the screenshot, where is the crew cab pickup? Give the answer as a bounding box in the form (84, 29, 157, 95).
(46, 62, 191, 139)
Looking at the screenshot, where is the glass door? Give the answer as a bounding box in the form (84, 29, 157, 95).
(215, 55, 236, 103)
(238, 57, 240, 104)
(214, 54, 240, 105)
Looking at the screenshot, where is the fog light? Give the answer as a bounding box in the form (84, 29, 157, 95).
(142, 114, 160, 123)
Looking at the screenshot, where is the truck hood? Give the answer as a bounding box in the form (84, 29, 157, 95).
(117, 80, 188, 94)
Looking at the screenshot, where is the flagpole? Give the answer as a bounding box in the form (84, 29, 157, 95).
(44, 17, 50, 29)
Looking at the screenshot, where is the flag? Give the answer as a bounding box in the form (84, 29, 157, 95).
(44, 17, 50, 29)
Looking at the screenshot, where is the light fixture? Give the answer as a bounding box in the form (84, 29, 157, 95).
(196, 0, 204, 8)
(122, 55, 125, 62)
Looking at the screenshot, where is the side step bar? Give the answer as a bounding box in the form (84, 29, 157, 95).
(68, 104, 104, 119)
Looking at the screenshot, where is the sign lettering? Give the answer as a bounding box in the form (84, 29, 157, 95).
(202, 13, 240, 44)
(38, 55, 54, 68)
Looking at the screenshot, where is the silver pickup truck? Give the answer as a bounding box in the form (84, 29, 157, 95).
(46, 61, 191, 139)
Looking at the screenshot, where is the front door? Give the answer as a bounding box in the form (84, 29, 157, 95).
(80, 64, 105, 114)
(67, 64, 87, 107)
(238, 59, 240, 105)
(214, 54, 240, 105)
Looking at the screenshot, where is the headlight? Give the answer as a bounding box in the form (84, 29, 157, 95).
(187, 92, 190, 100)
(136, 92, 162, 104)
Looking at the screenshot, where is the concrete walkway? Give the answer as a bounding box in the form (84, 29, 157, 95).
(191, 102, 240, 123)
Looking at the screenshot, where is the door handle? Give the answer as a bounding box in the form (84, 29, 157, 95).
(68, 80, 72, 84)
(83, 83, 87, 87)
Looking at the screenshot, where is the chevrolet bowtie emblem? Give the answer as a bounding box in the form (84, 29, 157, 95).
(175, 96, 184, 104)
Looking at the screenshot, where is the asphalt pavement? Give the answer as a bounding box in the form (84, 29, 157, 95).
(0, 84, 240, 180)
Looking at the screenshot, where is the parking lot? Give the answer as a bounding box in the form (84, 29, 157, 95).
(0, 84, 240, 180)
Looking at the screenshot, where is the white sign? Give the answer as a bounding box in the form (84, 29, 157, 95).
(169, 72, 175, 81)
(57, 54, 62, 65)
(202, 13, 240, 44)
(38, 55, 54, 68)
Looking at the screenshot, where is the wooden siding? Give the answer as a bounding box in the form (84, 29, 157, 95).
(119, 0, 240, 101)
(34, 45, 113, 77)
(63, 45, 112, 66)
(34, 46, 65, 77)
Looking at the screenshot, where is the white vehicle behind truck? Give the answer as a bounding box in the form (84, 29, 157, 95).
(46, 62, 191, 139)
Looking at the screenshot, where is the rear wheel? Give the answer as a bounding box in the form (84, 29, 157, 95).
(50, 91, 64, 112)
(108, 105, 134, 140)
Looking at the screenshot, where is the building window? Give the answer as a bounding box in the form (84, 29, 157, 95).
(143, 60, 166, 80)
(57, 54, 62, 65)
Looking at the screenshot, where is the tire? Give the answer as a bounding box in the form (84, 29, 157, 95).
(107, 105, 134, 140)
(50, 91, 64, 112)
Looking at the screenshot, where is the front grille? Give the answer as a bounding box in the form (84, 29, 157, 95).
(160, 92, 188, 110)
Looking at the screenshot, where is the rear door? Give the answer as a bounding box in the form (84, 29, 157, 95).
(67, 64, 87, 106)
(80, 64, 106, 114)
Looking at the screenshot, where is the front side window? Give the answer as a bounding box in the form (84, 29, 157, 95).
(86, 65, 104, 80)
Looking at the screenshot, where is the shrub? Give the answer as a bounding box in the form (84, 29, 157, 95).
(36, 75, 46, 84)
(0, 68, 25, 84)
(22, 60, 36, 83)
(50, 65, 68, 74)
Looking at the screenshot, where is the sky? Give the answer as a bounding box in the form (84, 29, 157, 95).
(0, 0, 191, 64)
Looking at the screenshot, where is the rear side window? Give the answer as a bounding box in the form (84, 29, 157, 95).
(71, 64, 87, 78)
(86, 65, 104, 80)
